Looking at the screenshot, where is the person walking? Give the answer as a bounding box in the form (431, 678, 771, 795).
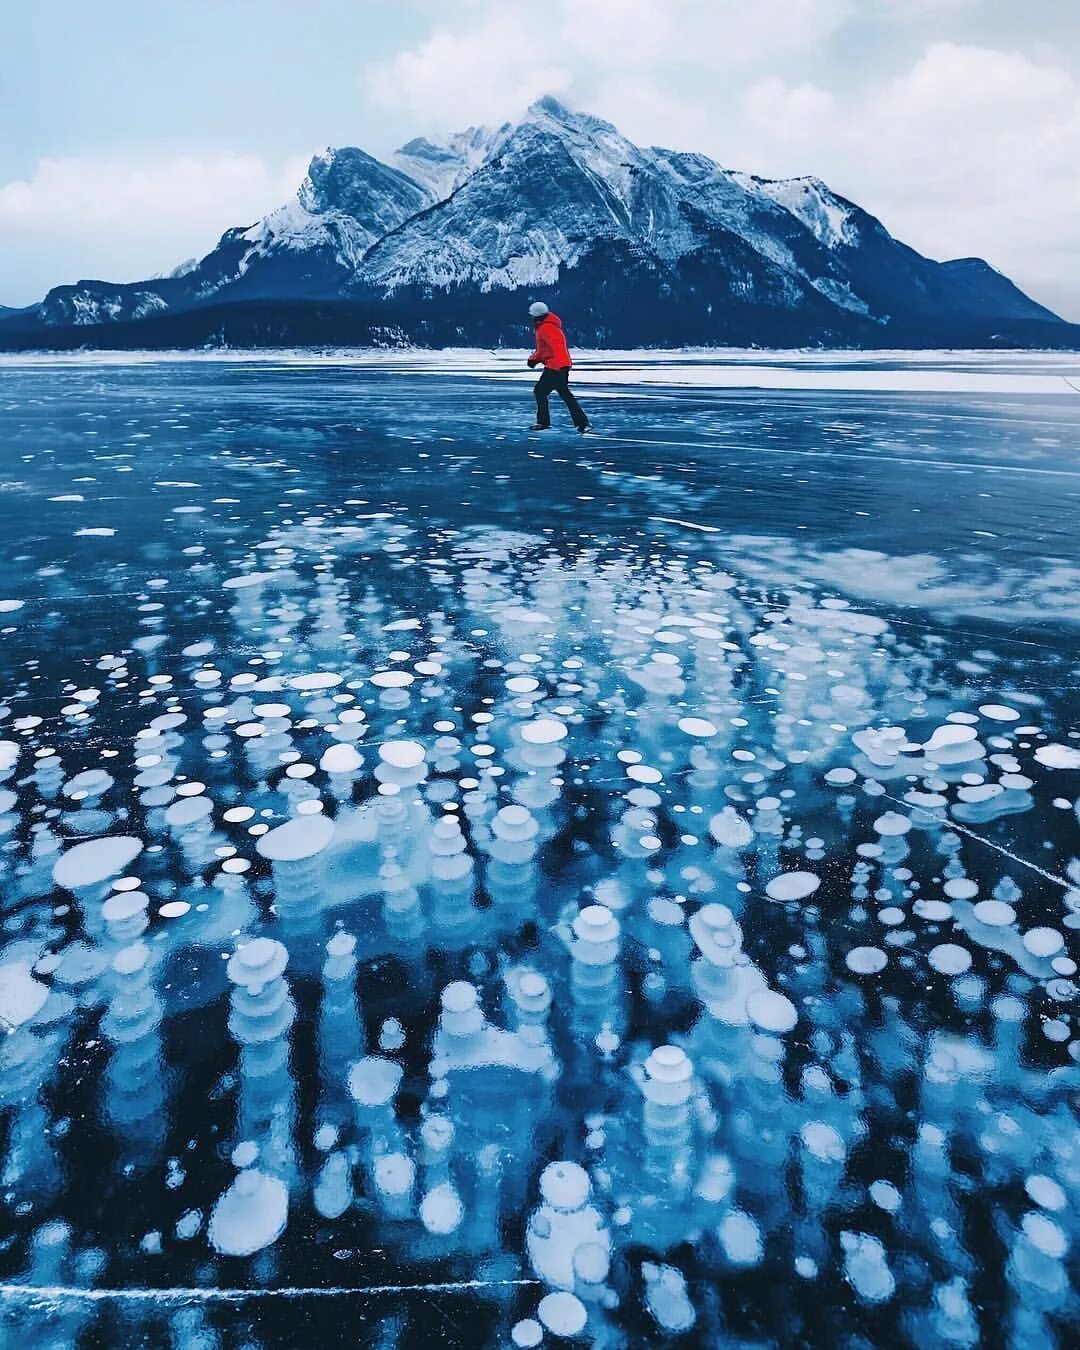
(526, 302, 590, 433)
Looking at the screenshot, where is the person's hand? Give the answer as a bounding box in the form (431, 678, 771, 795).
(527, 358, 537, 368)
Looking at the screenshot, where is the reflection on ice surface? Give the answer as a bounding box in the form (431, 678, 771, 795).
(0, 356, 1077, 1347)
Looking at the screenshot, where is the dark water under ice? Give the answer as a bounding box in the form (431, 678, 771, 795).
(0, 355, 1077, 1348)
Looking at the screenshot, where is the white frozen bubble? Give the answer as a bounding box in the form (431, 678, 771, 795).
(943, 878, 978, 900)
(348, 1056, 403, 1108)
(537, 1291, 588, 1338)
(642, 1262, 695, 1334)
(928, 944, 972, 976)
(510, 1319, 543, 1349)
(800, 1121, 845, 1162)
(846, 946, 888, 975)
(677, 716, 718, 738)
(539, 1161, 590, 1210)
(1021, 1212, 1068, 1259)
(842, 1232, 894, 1303)
(746, 988, 798, 1034)
(420, 1182, 463, 1235)
(765, 871, 820, 902)
(627, 764, 663, 784)
(973, 900, 1016, 927)
(53, 835, 144, 889)
(378, 740, 426, 769)
(979, 704, 1021, 722)
(924, 724, 978, 753)
(825, 767, 857, 785)
(370, 670, 414, 688)
(0, 962, 50, 1028)
(253, 703, 292, 719)
(374, 1152, 416, 1197)
(1034, 744, 1080, 770)
(708, 807, 753, 848)
(873, 812, 911, 837)
(159, 901, 191, 919)
(288, 671, 343, 691)
(166, 797, 213, 828)
(717, 1210, 763, 1266)
(223, 806, 256, 823)
(1024, 1175, 1066, 1212)
(223, 572, 277, 590)
(320, 744, 364, 773)
(227, 938, 288, 990)
(869, 1180, 901, 1214)
(521, 717, 568, 745)
(207, 1169, 288, 1257)
(1022, 927, 1064, 958)
(256, 814, 335, 862)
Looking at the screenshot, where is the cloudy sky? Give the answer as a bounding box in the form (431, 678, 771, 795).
(3, 0, 1079, 317)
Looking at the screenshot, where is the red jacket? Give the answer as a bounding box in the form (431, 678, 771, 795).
(529, 312, 573, 369)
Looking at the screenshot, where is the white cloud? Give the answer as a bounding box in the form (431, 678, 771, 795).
(363, 11, 573, 129)
(0, 153, 308, 302)
(360, 0, 855, 131)
(735, 43, 1080, 317)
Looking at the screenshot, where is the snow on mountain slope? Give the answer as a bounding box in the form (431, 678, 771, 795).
(222, 147, 433, 288)
(393, 125, 511, 201)
(733, 173, 859, 249)
(363, 116, 647, 292)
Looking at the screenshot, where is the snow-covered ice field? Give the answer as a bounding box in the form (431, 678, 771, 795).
(0, 351, 1077, 1347)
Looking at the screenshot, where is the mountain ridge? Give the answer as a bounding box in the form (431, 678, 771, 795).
(1, 97, 1072, 351)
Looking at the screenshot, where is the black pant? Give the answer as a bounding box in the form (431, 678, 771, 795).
(534, 366, 588, 429)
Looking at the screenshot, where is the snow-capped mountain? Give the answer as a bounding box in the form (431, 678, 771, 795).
(36, 146, 432, 328)
(2, 97, 1069, 350)
(392, 123, 511, 201)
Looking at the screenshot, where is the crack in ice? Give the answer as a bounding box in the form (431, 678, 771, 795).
(0, 1278, 541, 1305)
(879, 792, 1070, 889)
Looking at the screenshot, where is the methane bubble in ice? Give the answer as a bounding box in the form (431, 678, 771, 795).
(537, 1291, 588, 1337)
(256, 814, 334, 861)
(53, 835, 144, 888)
(379, 740, 426, 768)
(928, 944, 973, 975)
(1033, 744, 1080, 769)
(846, 946, 888, 975)
(521, 718, 568, 744)
(207, 1169, 288, 1257)
(979, 705, 1020, 722)
(0, 962, 50, 1026)
(745, 989, 798, 1034)
(765, 871, 820, 902)
(678, 717, 717, 738)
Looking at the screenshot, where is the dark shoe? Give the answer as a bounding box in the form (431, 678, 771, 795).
(529, 424, 552, 431)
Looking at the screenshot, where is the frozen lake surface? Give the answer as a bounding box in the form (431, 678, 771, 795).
(0, 351, 1077, 1347)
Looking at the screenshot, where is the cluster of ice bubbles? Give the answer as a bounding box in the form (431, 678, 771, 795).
(0, 518, 1078, 1347)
